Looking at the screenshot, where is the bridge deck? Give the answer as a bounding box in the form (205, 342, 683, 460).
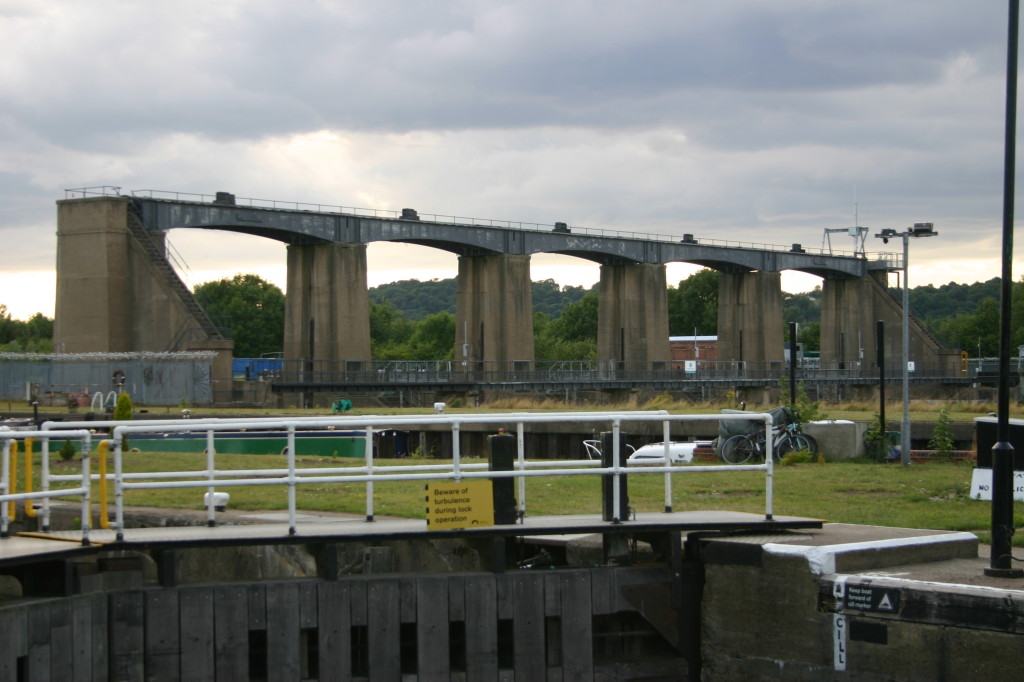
(3, 510, 821, 566)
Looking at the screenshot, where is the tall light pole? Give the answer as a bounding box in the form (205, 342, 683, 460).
(875, 223, 938, 466)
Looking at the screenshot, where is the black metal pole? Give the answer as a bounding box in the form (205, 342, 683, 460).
(877, 321, 885, 435)
(789, 322, 798, 407)
(987, 0, 1023, 578)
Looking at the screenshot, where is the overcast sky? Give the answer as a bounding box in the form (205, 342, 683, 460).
(0, 1, 1019, 319)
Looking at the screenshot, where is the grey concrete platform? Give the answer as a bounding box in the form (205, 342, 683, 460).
(1, 506, 821, 566)
(698, 522, 1024, 591)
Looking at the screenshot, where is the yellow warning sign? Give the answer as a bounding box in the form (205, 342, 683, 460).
(425, 479, 494, 530)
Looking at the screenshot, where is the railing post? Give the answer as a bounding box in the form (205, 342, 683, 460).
(488, 432, 518, 524)
(601, 429, 629, 523)
(1, 440, 10, 538)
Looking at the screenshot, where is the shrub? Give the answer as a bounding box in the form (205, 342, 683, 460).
(928, 406, 956, 460)
(59, 439, 76, 461)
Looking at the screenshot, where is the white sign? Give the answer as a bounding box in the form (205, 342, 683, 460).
(969, 468, 1024, 501)
(907, 361, 915, 372)
(684, 360, 697, 374)
(833, 614, 847, 671)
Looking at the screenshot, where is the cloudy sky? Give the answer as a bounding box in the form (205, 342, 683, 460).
(0, 1, 1019, 319)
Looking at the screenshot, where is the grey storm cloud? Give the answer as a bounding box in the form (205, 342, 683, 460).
(0, 0, 1019, 317)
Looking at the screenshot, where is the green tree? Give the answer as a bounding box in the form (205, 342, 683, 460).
(797, 322, 821, 352)
(194, 274, 285, 358)
(935, 297, 1000, 357)
(548, 291, 599, 342)
(369, 300, 415, 357)
(406, 311, 456, 359)
(667, 269, 718, 335)
(0, 306, 54, 352)
(783, 287, 822, 325)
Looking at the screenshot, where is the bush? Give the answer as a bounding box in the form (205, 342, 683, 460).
(59, 439, 76, 461)
(928, 406, 956, 459)
(114, 392, 133, 421)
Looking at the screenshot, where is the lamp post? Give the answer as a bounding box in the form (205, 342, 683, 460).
(875, 223, 937, 466)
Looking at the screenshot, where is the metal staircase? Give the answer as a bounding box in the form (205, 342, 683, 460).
(125, 201, 225, 347)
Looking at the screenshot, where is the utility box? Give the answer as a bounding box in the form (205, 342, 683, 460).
(975, 416, 1024, 470)
(803, 420, 869, 461)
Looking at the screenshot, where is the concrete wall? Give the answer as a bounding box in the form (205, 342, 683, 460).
(284, 242, 372, 372)
(716, 271, 784, 365)
(54, 198, 216, 356)
(696, 527, 1024, 681)
(821, 271, 961, 374)
(455, 254, 535, 368)
(597, 263, 670, 367)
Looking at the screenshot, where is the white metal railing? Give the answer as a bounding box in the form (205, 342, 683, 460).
(0, 429, 93, 542)
(27, 411, 777, 543)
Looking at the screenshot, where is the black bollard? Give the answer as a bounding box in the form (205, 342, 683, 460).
(488, 433, 518, 524)
(600, 431, 629, 522)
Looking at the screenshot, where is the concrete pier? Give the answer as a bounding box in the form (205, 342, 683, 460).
(716, 271, 784, 365)
(597, 263, 670, 367)
(284, 242, 372, 373)
(455, 254, 535, 371)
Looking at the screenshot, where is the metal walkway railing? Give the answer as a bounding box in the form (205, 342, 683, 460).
(2, 411, 779, 544)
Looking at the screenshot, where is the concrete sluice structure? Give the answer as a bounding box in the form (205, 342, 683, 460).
(1, 412, 1022, 679)
(50, 189, 965, 407)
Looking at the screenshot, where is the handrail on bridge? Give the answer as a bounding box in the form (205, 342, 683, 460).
(0, 429, 94, 543)
(29, 411, 778, 543)
(66, 186, 882, 260)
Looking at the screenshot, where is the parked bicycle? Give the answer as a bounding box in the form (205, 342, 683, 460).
(720, 422, 818, 464)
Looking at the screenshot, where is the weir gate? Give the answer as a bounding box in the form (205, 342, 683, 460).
(4, 412, 1021, 680)
(1, 410, 819, 679)
(52, 188, 963, 404)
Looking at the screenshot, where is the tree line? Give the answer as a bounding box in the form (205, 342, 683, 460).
(2, 273, 1017, 359)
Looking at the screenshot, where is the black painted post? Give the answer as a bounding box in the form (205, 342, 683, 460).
(788, 322, 798, 407)
(488, 433, 518, 525)
(988, 0, 1024, 578)
(601, 431, 629, 522)
(877, 321, 885, 434)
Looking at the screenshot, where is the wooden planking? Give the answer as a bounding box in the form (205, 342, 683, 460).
(214, 585, 250, 682)
(49, 600, 73, 681)
(511, 573, 546, 681)
(544, 573, 563, 682)
(416, 576, 450, 678)
(0, 566, 685, 680)
(465, 574, 499, 682)
(71, 596, 94, 680)
(0, 605, 27, 682)
(559, 572, 594, 682)
(589, 567, 613, 615)
(89, 592, 109, 681)
(350, 580, 368, 627)
(109, 591, 145, 682)
(399, 577, 417, 624)
(317, 581, 353, 682)
(298, 581, 318, 629)
(448, 575, 465, 621)
(366, 578, 401, 682)
(180, 587, 215, 680)
(144, 589, 180, 681)
(266, 582, 302, 679)
(26, 600, 50, 682)
(247, 583, 266, 630)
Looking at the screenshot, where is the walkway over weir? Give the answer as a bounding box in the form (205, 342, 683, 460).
(129, 189, 877, 277)
(55, 188, 957, 394)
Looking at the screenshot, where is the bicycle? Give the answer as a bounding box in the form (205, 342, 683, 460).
(720, 423, 818, 464)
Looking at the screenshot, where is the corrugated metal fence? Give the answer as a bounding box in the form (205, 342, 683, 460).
(0, 352, 216, 406)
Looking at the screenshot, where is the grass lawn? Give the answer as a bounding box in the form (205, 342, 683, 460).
(29, 451, 1020, 547)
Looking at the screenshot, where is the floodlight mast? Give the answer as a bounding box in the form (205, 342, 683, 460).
(873, 224, 937, 468)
